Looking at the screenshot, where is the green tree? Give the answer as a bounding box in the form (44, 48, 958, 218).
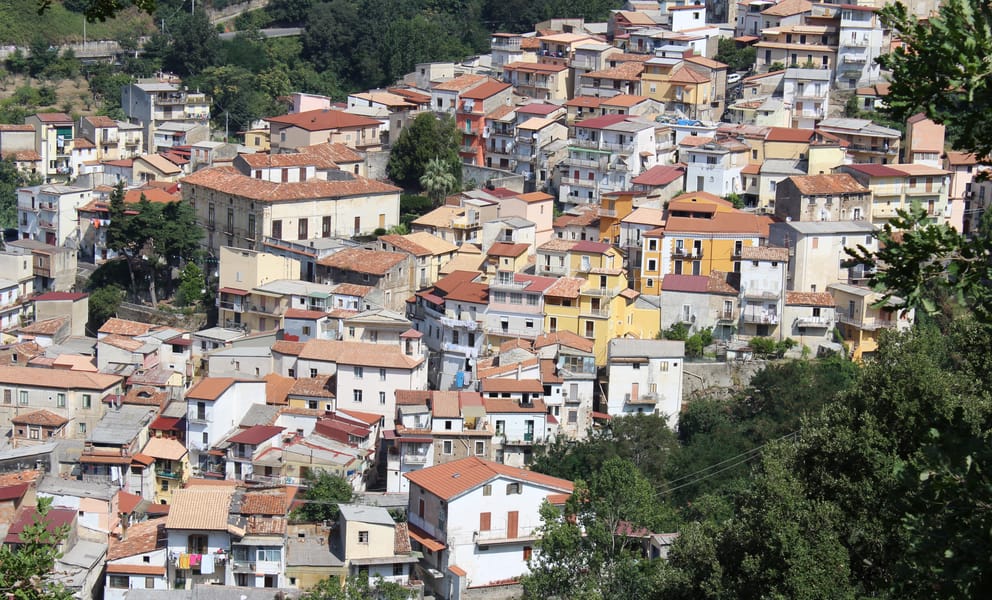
(26, 38, 59, 78)
(161, 9, 222, 78)
(176, 262, 205, 307)
(714, 38, 755, 73)
(86, 284, 124, 333)
(419, 157, 458, 206)
(523, 458, 668, 599)
(301, 574, 410, 600)
(387, 112, 461, 190)
(292, 471, 354, 522)
(0, 496, 74, 600)
(878, 0, 992, 160)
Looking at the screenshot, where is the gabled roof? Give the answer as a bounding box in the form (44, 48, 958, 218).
(461, 80, 512, 100)
(98, 318, 155, 337)
(765, 127, 814, 143)
(786, 291, 835, 307)
(480, 378, 544, 393)
(185, 377, 237, 401)
(786, 173, 868, 195)
(266, 108, 381, 131)
(632, 165, 685, 186)
(432, 74, 488, 92)
(533, 330, 595, 353)
(318, 248, 406, 275)
(165, 487, 235, 531)
(142, 437, 187, 461)
(761, 0, 812, 16)
(404, 456, 572, 501)
(11, 409, 68, 427)
(487, 242, 529, 258)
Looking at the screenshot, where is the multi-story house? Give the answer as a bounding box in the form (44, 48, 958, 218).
(456, 79, 513, 166)
(577, 62, 644, 99)
(265, 109, 382, 153)
(533, 331, 597, 438)
(480, 379, 549, 467)
(498, 190, 556, 245)
(78, 116, 137, 161)
(683, 138, 748, 196)
(641, 54, 718, 120)
(141, 436, 189, 505)
(405, 457, 573, 600)
(16, 184, 91, 247)
(598, 190, 641, 246)
(0, 123, 37, 165)
(553, 205, 601, 243)
(377, 232, 458, 291)
(631, 165, 686, 203)
(0, 366, 122, 441)
(560, 114, 657, 207)
(317, 248, 412, 313)
(230, 490, 293, 588)
(337, 504, 420, 593)
(512, 117, 568, 192)
(768, 220, 879, 293)
(570, 42, 622, 97)
(502, 62, 571, 101)
(945, 151, 990, 234)
(490, 33, 539, 77)
(25, 113, 74, 181)
(737, 246, 789, 338)
(835, 5, 886, 89)
(430, 74, 489, 115)
(165, 485, 235, 588)
(904, 113, 945, 167)
(660, 270, 741, 341)
(409, 271, 488, 390)
(424, 390, 494, 467)
(216, 245, 301, 330)
(783, 291, 837, 352)
(754, 24, 838, 72)
(386, 400, 436, 494)
(105, 520, 169, 600)
(841, 163, 951, 225)
(774, 173, 873, 222)
(484, 272, 555, 348)
(185, 378, 266, 472)
(79, 405, 157, 498)
(483, 104, 518, 171)
(605, 339, 685, 426)
(121, 80, 210, 154)
(828, 282, 913, 360)
(816, 117, 900, 164)
(535, 238, 623, 279)
(182, 152, 401, 255)
(782, 68, 831, 129)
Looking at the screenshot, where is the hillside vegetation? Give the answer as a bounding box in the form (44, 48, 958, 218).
(0, 0, 154, 45)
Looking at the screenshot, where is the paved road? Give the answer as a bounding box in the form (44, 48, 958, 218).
(219, 27, 302, 40)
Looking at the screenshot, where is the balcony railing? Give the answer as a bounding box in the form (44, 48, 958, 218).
(841, 38, 870, 47)
(795, 316, 832, 328)
(485, 324, 540, 338)
(502, 433, 536, 445)
(440, 316, 479, 330)
(536, 264, 568, 276)
(217, 300, 244, 312)
(572, 138, 601, 150)
(567, 156, 609, 169)
(158, 469, 183, 480)
(579, 307, 610, 318)
(673, 248, 703, 259)
(442, 341, 478, 357)
(248, 304, 282, 315)
(403, 453, 429, 465)
(743, 289, 780, 300)
(451, 217, 480, 229)
(624, 392, 659, 405)
(580, 286, 620, 297)
(490, 277, 529, 290)
(741, 312, 779, 324)
(599, 207, 618, 217)
(560, 176, 599, 187)
(836, 313, 895, 331)
(715, 310, 736, 321)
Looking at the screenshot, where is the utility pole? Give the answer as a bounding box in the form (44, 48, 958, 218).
(225, 111, 229, 142)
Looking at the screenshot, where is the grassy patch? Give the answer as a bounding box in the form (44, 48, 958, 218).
(0, 1, 154, 45)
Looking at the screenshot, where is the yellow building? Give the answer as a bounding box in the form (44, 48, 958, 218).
(484, 242, 531, 277)
(242, 126, 270, 152)
(828, 283, 913, 361)
(598, 191, 641, 245)
(216, 246, 300, 331)
(536, 239, 624, 279)
(637, 192, 773, 293)
(542, 268, 655, 364)
(142, 437, 190, 505)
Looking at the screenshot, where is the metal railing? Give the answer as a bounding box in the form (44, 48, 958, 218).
(795, 316, 831, 328)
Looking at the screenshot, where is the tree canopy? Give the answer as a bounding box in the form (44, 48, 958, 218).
(0, 497, 74, 600)
(292, 470, 354, 522)
(386, 113, 461, 191)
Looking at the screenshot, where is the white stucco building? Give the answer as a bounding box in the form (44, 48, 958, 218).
(605, 339, 685, 427)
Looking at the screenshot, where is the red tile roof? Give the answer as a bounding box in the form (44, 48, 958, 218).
(318, 248, 407, 275)
(487, 242, 529, 258)
(480, 378, 544, 393)
(533, 330, 595, 353)
(661, 274, 709, 293)
(181, 167, 400, 203)
(461, 80, 512, 100)
(786, 291, 835, 306)
(11, 409, 69, 427)
(228, 425, 284, 445)
(631, 165, 684, 186)
(33, 292, 88, 302)
(98, 318, 155, 337)
(108, 520, 166, 560)
(185, 377, 237, 401)
(765, 127, 815, 143)
(266, 108, 381, 131)
(786, 173, 868, 195)
(404, 456, 572, 501)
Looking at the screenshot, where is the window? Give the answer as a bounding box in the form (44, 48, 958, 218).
(2, 389, 9, 404)
(392, 564, 404, 577)
(442, 440, 453, 454)
(19, 390, 28, 405)
(353, 390, 363, 403)
(310, 368, 318, 378)
(322, 216, 331, 237)
(445, 420, 452, 430)
(354, 366, 364, 379)
(298, 218, 308, 240)
(475, 441, 485, 455)
(483, 484, 492, 496)
(358, 531, 369, 543)
(202, 432, 208, 445)
(161, 479, 169, 492)
(479, 512, 492, 531)
(659, 361, 669, 372)
(109, 576, 129, 589)
(82, 394, 92, 409)
(271, 219, 283, 240)
(647, 259, 657, 271)
(379, 367, 386, 381)
(523, 546, 533, 561)
(379, 391, 386, 405)
(648, 238, 657, 251)
(506, 483, 522, 495)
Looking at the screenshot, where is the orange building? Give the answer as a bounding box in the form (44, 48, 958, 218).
(455, 79, 514, 166)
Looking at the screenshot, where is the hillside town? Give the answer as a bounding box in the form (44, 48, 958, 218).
(0, 0, 986, 599)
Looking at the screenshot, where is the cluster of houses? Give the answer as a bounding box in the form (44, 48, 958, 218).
(0, 0, 986, 598)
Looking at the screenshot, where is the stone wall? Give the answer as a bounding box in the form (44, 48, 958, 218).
(117, 302, 208, 332)
(682, 359, 770, 401)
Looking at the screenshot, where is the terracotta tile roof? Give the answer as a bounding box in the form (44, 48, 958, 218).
(661, 274, 708, 293)
(380, 234, 430, 256)
(331, 283, 375, 297)
(299, 142, 364, 164)
(487, 242, 529, 258)
(165, 487, 235, 531)
(266, 108, 381, 131)
(142, 437, 187, 461)
(480, 377, 544, 393)
(100, 334, 146, 352)
(395, 389, 431, 406)
(554, 206, 600, 228)
(404, 456, 572, 501)
(298, 340, 423, 369)
(611, 53, 652, 64)
(685, 55, 728, 70)
(412, 205, 464, 228)
(572, 240, 612, 254)
(485, 104, 516, 121)
(338, 408, 383, 426)
(484, 397, 548, 413)
(461, 80, 512, 100)
(538, 238, 578, 253)
(707, 270, 740, 295)
(786, 291, 835, 307)
(239, 151, 338, 170)
(289, 375, 335, 398)
(765, 127, 815, 143)
(404, 232, 457, 255)
(665, 212, 772, 237)
(11, 409, 68, 427)
(84, 115, 118, 128)
(228, 425, 284, 445)
(108, 520, 166, 560)
(565, 96, 604, 108)
(432, 74, 488, 92)
(945, 151, 981, 166)
(264, 373, 295, 405)
(668, 65, 710, 84)
(136, 153, 182, 175)
(2, 149, 41, 161)
(33, 112, 72, 123)
(844, 163, 904, 177)
(631, 165, 684, 187)
(185, 377, 236, 401)
(387, 87, 432, 104)
(741, 245, 790, 262)
(543, 277, 585, 299)
(271, 340, 305, 356)
(283, 308, 327, 320)
(18, 316, 67, 336)
(679, 135, 715, 147)
(499, 338, 532, 353)
(762, 0, 812, 16)
(181, 166, 400, 202)
(476, 357, 539, 380)
(534, 330, 595, 353)
(0, 123, 35, 131)
(539, 358, 563, 384)
(503, 61, 568, 73)
(241, 491, 291, 515)
(584, 62, 644, 81)
(0, 365, 122, 391)
(99, 318, 155, 337)
(441, 281, 488, 304)
(318, 248, 407, 275)
(787, 173, 868, 195)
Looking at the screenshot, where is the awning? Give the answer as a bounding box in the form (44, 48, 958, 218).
(308, 291, 330, 299)
(591, 411, 612, 420)
(408, 523, 445, 552)
(218, 287, 249, 296)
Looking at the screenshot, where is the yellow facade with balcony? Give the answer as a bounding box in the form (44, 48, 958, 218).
(828, 282, 913, 361)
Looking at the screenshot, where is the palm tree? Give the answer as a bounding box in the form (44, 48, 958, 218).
(419, 157, 457, 207)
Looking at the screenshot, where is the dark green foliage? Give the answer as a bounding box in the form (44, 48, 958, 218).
(37, 0, 157, 23)
(0, 158, 41, 229)
(301, 574, 411, 600)
(714, 38, 755, 73)
(662, 321, 689, 341)
(176, 262, 205, 307)
(878, 0, 992, 161)
(161, 9, 222, 77)
(386, 113, 461, 190)
(747, 336, 796, 358)
(86, 284, 124, 333)
(0, 496, 74, 600)
(292, 471, 354, 522)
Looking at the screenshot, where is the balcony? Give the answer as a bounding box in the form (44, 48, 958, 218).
(158, 468, 184, 480)
(741, 311, 779, 324)
(442, 341, 478, 357)
(836, 313, 895, 331)
(217, 300, 244, 312)
(580, 286, 620, 297)
(490, 277, 529, 290)
(440, 316, 479, 330)
(599, 207, 618, 217)
(561, 176, 604, 188)
(841, 37, 870, 47)
(673, 248, 703, 259)
(572, 138, 602, 150)
(795, 316, 832, 328)
(188, 413, 209, 425)
(568, 156, 609, 169)
(451, 216, 480, 230)
(579, 306, 610, 318)
(795, 90, 827, 100)
(403, 453, 429, 465)
(485, 324, 539, 338)
(155, 94, 188, 105)
(536, 264, 568, 276)
(476, 523, 540, 544)
(842, 54, 868, 64)
(601, 141, 636, 153)
(847, 143, 897, 155)
(743, 289, 780, 300)
(39, 220, 56, 230)
(715, 309, 736, 322)
(502, 433, 536, 445)
(247, 304, 282, 315)
(624, 392, 658, 405)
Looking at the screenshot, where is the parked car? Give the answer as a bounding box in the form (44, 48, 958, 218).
(727, 73, 743, 85)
